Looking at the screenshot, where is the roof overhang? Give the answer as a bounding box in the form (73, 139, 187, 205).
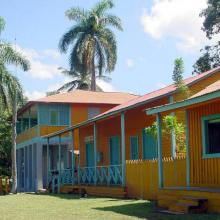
(146, 89, 220, 115)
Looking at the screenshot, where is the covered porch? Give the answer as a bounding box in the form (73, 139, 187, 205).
(44, 112, 126, 195)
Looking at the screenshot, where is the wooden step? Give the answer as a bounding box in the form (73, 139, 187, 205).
(169, 202, 190, 214)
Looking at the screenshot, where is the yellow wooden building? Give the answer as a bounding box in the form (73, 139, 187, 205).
(147, 80, 220, 213)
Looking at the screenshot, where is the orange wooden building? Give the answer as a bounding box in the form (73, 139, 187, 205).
(16, 90, 137, 192)
(44, 67, 220, 200)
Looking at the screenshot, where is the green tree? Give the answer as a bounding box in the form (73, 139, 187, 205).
(0, 16, 30, 193)
(201, 0, 220, 39)
(59, 0, 122, 91)
(172, 58, 190, 99)
(193, 0, 220, 74)
(56, 67, 111, 92)
(193, 44, 220, 74)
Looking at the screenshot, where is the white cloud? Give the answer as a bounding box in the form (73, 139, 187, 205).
(25, 90, 45, 101)
(43, 49, 61, 61)
(141, 0, 216, 53)
(97, 79, 116, 92)
(16, 45, 60, 79)
(126, 58, 135, 68)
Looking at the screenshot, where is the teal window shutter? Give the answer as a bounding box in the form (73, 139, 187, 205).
(130, 136, 138, 160)
(86, 142, 94, 167)
(142, 129, 157, 159)
(109, 136, 120, 165)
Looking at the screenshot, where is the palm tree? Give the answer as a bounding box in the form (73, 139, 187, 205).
(57, 67, 110, 92)
(59, 0, 122, 91)
(0, 16, 30, 193)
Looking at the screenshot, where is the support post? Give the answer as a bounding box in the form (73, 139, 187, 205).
(93, 123, 97, 185)
(71, 131, 75, 186)
(185, 110, 190, 187)
(121, 112, 126, 187)
(47, 138, 49, 188)
(28, 109, 31, 129)
(156, 113, 163, 188)
(78, 129, 81, 185)
(169, 96, 176, 158)
(58, 135, 61, 193)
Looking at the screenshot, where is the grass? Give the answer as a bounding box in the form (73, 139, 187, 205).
(0, 194, 220, 220)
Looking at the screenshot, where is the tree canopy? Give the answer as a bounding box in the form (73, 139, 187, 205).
(193, 0, 220, 74)
(59, 0, 122, 91)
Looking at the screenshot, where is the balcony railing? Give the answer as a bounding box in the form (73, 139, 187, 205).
(16, 125, 39, 144)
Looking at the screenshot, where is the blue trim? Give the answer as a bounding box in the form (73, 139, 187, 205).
(185, 110, 190, 186)
(156, 113, 163, 188)
(202, 114, 220, 159)
(147, 90, 220, 115)
(17, 136, 72, 149)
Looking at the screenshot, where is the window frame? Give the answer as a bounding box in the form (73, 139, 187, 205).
(202, 114, 220, 159)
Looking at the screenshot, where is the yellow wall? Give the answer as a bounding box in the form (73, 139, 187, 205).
(188, 99, 220, 187)
(126, 156, 186, 200)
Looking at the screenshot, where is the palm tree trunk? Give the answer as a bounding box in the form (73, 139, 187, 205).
(11, 97, 17, 193)
(90, 50, 96, 91)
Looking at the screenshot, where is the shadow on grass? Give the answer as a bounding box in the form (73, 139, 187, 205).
(93, 201, 220, 220)
(94, 201, 157, 219)
(26, 192, 110, 201)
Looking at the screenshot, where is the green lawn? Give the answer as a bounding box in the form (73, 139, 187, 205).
(0, 194, 220, 220)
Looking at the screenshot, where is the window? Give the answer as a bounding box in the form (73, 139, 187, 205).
(88, 107, 100, 119)
(50, 110, 58, 125)
(142, 129, 157, 160)
(203, 115, 220, 156)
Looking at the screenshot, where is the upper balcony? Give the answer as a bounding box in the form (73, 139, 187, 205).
(16, 104, 70, 145)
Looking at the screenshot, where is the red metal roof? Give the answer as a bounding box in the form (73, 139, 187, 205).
(93, 66, 220, 120)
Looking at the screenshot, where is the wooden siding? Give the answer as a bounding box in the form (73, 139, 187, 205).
(188, 100, 220, 187)
(71, 103, 117, 151)
(126, 156, 186, 200)
(163, 71, 220, 157)
(40, 125, 68, 137)
(78, 97, 169, 166)
(16, 126, 38, 144)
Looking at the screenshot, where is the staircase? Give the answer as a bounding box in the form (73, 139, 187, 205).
(158, 191, 208, 214)
(169, 197, 208, 214)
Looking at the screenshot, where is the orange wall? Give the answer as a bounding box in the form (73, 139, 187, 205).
(79, 97, 170, 166)
(71, 103, 117, 151)
(188, 99, 220, 187)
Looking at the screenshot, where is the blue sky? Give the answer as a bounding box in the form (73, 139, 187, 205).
(1, 0, 211, 99)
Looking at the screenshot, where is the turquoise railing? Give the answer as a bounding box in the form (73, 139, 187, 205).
(60, 169, 78, 185)
(48, 165, 122, 191)
(79, 167, 96, 184)
(79, 165, 122, 185)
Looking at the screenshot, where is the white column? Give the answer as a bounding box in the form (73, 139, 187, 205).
(121, 113, 126, 187)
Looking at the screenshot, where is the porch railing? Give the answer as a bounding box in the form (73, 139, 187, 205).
(48, 165, 122, 189)
(79, 165, 122, 185)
